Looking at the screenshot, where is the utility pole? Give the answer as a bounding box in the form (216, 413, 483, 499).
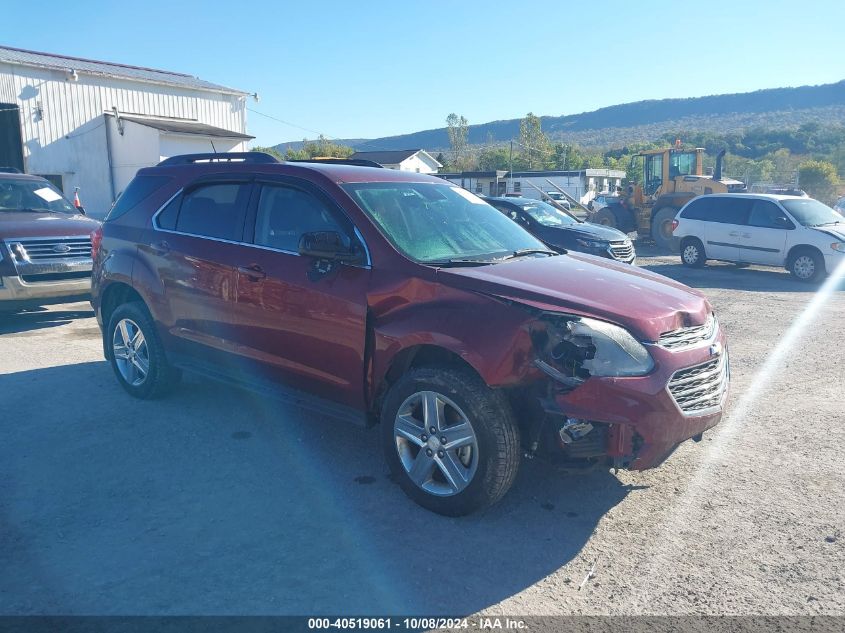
(509, 140, 514, 193)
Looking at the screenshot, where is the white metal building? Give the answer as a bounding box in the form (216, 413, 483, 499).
(0, 46, 252, 217)
(436, 168, 626, 205)
(349, 149, 442, 174)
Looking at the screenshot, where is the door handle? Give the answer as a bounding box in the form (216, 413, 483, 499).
(238, 264, 266, 281)
(150, 240, 170, 255)
(742, 233, 751, 238)
(728, 231, 739, 237)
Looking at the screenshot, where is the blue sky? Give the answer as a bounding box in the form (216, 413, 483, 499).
(3, 0, 843, 146)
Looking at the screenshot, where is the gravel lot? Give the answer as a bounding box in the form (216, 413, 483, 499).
(1, 251, 843, 616)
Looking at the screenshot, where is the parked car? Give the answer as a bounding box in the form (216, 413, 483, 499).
(588, 193, 622, 212)
(485, 196, 636, 264)
(0, 173, 100, 311)
(543, 191, 571, 210)
(92, 152, 729, 516)
(673, 193, 845, 282)
(765, 186, 807, 197)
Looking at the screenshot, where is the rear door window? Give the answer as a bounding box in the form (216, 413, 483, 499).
(708, 197, 752, 225)
(174, 182, 252, 241)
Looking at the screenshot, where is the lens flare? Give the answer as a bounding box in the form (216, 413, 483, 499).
(622, 256, 845, 612)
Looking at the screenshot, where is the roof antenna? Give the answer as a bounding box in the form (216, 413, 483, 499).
(210, 140, 217, 153)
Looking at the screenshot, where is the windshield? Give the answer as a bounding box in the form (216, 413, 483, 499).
(343, 183, 547, 263)
(520, 200, 579, 227)
(781, 198, 844, 226)
(0, 178, 77, 214)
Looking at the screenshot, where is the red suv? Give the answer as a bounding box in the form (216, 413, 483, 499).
(92, 153, 729, 516)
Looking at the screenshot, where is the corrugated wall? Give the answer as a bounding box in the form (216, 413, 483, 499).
(0, 61, 247, 215)
(0, 62, 246, 151)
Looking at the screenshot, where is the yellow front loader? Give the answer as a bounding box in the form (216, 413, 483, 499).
(588, 147, 745, 251)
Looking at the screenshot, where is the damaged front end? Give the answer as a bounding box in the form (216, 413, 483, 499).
(524, 313, 656, 469)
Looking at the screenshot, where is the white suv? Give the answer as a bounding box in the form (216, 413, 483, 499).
(673, 194, 845, 282)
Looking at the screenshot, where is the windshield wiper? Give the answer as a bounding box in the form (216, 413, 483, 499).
(428, 258, 498, 267)
(811, 221, 843, 227)
(502, 248, 558, 260)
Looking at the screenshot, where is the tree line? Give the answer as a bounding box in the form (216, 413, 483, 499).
(441, 114, 843, 204)
(252, 117, 845, 204)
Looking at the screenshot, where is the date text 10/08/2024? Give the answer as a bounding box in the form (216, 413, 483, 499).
(307, 617, 528, 630)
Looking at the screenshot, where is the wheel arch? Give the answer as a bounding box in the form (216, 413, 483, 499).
(100, 282, 146, 330)
(680, 234, 705, 248)
(786, 243, 825, 264)
(99, 282, 148, 360)
(372, 343, 487, 420)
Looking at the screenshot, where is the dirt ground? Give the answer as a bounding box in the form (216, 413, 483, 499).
(1, 250, 843, 616)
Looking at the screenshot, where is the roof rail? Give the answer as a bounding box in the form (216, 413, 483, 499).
(288, 158, 384, 168)
(156, 152, 280, 166)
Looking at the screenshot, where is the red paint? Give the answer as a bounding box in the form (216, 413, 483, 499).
(92, 159, 728, 469)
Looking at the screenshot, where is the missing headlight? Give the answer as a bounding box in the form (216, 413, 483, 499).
(532, 314, 654, 387)
(531, 316, 594, 388)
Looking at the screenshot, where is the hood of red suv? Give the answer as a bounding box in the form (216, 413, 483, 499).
(0, 211, 100, 240)
(436, 253, 709, 341)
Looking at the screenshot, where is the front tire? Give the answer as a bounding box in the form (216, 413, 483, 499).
(787, 248, 825, 282)
(107, 302, 181, 399)
(651, 207, 679, 253)
(680, 238, 706, 268)
(592, 208, 617, 228)
(381, 366, 520, 516)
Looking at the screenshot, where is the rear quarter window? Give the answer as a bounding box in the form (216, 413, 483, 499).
(680, 197, 711, 220)
(105, 175, 173, 222)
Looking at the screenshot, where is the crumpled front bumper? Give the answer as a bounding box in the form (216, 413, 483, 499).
(552, 328, 729, 470)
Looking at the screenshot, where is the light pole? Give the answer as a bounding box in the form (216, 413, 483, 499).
(509, 140, 514, 194)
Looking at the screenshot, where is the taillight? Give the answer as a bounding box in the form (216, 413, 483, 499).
(671, 219, 679, 233)
(91, 225, 103, 260)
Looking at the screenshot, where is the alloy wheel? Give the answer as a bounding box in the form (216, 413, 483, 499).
(393, 391, 479, 496)
(112, 318, 150, 386)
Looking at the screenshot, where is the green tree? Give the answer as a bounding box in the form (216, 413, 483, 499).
(477, 146, 510, 171)
(251, 145, 285, 161)
(446, 113, 469, 169)
(279, 135, 354, 161)
(798, 160, 840, 204)
(519, 113, 551, 169)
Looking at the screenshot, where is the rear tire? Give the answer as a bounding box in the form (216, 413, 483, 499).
(381, 366, 520, 516)
(651, 207, 679, 253)
(787, 248, 825, 282)
(680, 238, 706, 268)
(592, 208, 617, 228)
(107, 302, 181, 399)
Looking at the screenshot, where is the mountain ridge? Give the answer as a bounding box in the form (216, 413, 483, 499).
(272, 80, 845, 153)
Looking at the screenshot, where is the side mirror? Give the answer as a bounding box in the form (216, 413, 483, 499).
(298, 231, 362, 264)
(774, 216, 792, 229)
